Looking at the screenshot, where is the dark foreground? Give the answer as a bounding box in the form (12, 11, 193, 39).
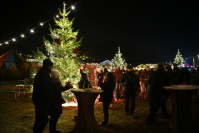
(0, 84, 199, 133)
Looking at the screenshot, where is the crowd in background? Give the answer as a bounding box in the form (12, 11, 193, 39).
(89, 63, 199, 125)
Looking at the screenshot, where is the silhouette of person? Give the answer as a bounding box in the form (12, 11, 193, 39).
(100, 72, 115, 126)
(32, 59, 54, 133)
(49, 69, 72, 133)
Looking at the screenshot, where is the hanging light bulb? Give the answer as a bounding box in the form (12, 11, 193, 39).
(30, 29, 34, 33)
(71, 5, 75, 10)
(12, 38, 16, 42)
(40, 22, 44, 26)
(21, 34, 25, 38)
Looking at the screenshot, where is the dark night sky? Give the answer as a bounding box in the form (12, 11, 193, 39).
(0, 0, 199, 66)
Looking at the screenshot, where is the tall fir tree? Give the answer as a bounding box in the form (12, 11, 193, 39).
(174, 49, 184, 67)
(111, 47, 127, 69)
(33, 3, 82, 85)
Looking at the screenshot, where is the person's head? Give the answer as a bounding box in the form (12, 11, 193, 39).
(173, 63, 177, 67)
(51, 69, 61, 82)
(165, 65, 172, 72)
(43, 59, 53, 71)
(105, 72, 115, 82)
(157, 62, 164, 70)
(146, 66, 151, 71)
(127, 64, 132, 71)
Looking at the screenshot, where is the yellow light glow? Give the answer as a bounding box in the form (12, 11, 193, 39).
(40, 23, 44, 26)
(12, 38, 16, 42)
(21, 34, 25, 38)
(71, 6, 75, 10)
(5, 41, 9, 44)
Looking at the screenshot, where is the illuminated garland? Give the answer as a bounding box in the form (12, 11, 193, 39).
(0, 0, 82, 46)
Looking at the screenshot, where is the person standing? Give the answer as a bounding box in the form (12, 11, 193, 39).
(100, 72, 116, 126)
(78, 69, 91, 89)
(113, 67, 123, 100)
(121, 65, 140, 116)
(146, 62, 171, 124)
(139, 66, 151, 100)
(97, 70, 105, 87)
(49, 69, 72, 133)
(32, 59, 54, 133)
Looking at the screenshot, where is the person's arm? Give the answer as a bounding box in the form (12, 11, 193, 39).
(61, 81, 73, 91)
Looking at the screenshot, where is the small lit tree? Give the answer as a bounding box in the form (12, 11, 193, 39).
(174, 49, 184, 67)
(111, 47, 127, 69)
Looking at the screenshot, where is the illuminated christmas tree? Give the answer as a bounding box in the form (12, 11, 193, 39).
(111, 47, 127, 69)
(174, 49, 184, 67)
(33, 3, 82, 85)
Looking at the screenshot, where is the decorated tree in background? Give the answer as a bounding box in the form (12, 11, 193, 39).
(111, 47, 127, 69)
(174, 49, 184, 67)
(33, 3, 82, 85)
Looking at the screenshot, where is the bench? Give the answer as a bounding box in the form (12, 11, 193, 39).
(10, 91, 32, 99)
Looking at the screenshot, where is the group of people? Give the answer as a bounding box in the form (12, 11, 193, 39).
(32, 59, 73, 133)
(97, 62, 197, 125)
(32, 58, 198, 132)
(97, 65, 140, 125)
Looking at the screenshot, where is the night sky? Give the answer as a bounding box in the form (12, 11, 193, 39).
(0, 0, 199, 66)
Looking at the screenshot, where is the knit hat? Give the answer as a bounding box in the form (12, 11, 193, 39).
(51, 69, 60, 79)
(43, 59, 53, 67)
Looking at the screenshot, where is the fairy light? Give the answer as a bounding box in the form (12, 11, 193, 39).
(0, 0, 82, 46)
(12, 38, 16, 42)
(21, 34, 25, 38)
(30, 29, 34, 33)
(71, 5, 75, 10)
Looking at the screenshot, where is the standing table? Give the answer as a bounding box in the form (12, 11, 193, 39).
(70, 89, 103, 133)
(164, 85, 199, 133)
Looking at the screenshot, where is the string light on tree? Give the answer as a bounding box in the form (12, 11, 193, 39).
(32, 2, 82, 85)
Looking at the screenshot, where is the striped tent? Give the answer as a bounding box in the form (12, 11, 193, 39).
(0, 49, 29, 72)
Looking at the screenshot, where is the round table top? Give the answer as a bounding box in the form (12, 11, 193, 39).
(164, 85, 199, 90)
(15, 84, 25, 87)
(71, 88, 103, 94)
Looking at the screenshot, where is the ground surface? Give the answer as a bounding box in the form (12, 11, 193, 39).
(0, 84, 199, 133)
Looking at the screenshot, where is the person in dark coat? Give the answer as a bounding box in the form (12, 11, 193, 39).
(121, 65, 140, 116)
(78, 69, 91, 89)
(32, 59, 54, 133)
(146, 62, 171, 124)
(49, 69, 72, 133)
(100, 72, 115, 126)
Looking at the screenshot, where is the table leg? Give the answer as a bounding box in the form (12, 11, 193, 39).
(70, 93, 100, 133)
(169, 91, 196, 133)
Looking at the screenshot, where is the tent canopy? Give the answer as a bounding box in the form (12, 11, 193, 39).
(0, 49, 29, 72)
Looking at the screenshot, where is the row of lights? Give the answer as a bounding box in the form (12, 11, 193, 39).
(0, 2, 78, 46)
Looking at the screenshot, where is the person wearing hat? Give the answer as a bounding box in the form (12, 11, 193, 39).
(32, 59, 54, 133)
(49, 69, 72, 133)
(145, 62, 171, 125)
